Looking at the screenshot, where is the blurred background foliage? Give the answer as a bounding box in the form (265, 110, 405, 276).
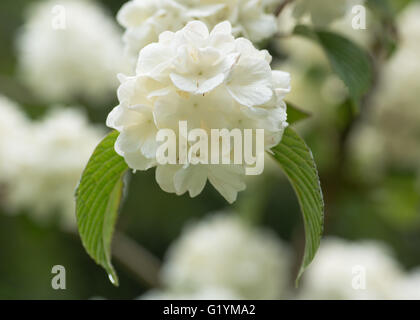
(0, 0, 419, 299)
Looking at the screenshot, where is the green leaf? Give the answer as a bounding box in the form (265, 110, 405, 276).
(294, 25, 373, 106)
(286, 102, 311, 124)
(75, 130, 129, 286)
(271, 127, 324, 284)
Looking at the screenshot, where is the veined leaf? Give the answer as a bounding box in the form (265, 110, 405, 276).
(294, 25, 373, 106)
(271, 127, 324, 283)
(75, 130, 128, 286)
(287, 102, 311, 124)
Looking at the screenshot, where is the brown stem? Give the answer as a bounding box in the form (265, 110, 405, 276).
(275, 0, 295, 16)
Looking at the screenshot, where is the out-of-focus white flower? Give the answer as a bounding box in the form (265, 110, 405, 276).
(299, 238, 404, 300)
(117, 0, 189, 67)
(274, 0, 371, 137)
(5, 108, 104, 229)
(140, 287, 241, 300)
(160, 213, 291, 299)
(394, 269, 420, 300)
(118, 0, 281, 66)
(107, 21, 290, 203)
(347, 124, 386, 181)
(398, 3, 420, 52)
(350, 3, 420, 171)
(277, 0, 370, 47)
(293, 0, 350, 27)
(0, 96, 30, 182)
(16, 0, 125, 103)
(372, 3, 420, 168)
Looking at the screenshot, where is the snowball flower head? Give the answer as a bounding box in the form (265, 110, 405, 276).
(17, 0, 124, 103)
(351, 3, 420, 171)
(117, 0, 281, 66)
(299, 238, 404, 300)
(107, 21, 290, 203)
(5, 108, 104, 229)
(160, 213, 291, 299)
(394, 269, 420, 300)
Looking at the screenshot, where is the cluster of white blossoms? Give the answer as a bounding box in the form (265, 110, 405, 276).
(395, 269, 420, 300)
(141, 232, 420, 300)
(117, 0, 282, 66)
(107, 21, 290, 203)
(1, 106, 104, 229)
(349, 3, 420, 173)
(159, 213, 291, 299)
(275, 0, 370, 118)
(298, 238, 405, 300)
(16, 0, 125, 103)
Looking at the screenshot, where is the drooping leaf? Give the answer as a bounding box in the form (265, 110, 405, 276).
(294, 25, 373, 106)
(286, 102, 311, 124)
(271, 127, 324, 283)
(75, 130, 129, 286)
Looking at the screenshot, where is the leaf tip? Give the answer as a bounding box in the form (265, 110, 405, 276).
(107, 267, 119, 287)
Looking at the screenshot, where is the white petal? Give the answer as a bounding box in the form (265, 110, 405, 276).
(188, 4, 226, 18)
(211, 21, 233, 36)
(182, 21, 210, 42)
(137, 43, 174, 79)
(106, 105, 123, 129)
(208, 165, 246, 203)
(272, 70, 291, 99)
(170, 72, 224, 94)
(226, 58, 273, 107)
(174, 164, 208, 197)
(234, 38, 272, 62)
(155, 164, 180, 194)
(106, 104, 142, 130)
(116, 0, 153, 28)
(115, 126, 142, 154)
(241, 14, 278, 42)
(124, 150, 156, 171)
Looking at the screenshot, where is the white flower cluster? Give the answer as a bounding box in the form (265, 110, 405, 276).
(395, 270, 420, 300)
(0, 102, 104, 229)
(16, 0, 125, 104)
(147, 231, 420, 300)
(298, 238, 404, 300)
(349, 3, 420, 172)
(107, 21, 290, 203)
(117, 0, 282, 66)
(159, 213, 291, 299)
(275, 0, 370, 119)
